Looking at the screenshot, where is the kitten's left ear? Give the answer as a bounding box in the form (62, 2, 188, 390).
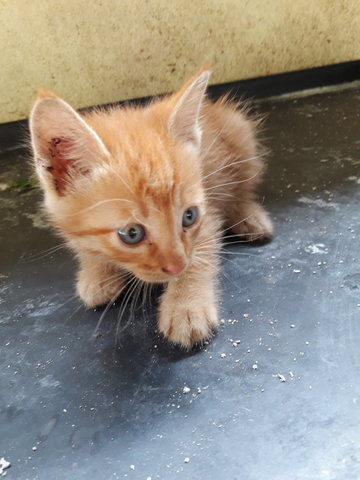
(168, 69, 210, 151)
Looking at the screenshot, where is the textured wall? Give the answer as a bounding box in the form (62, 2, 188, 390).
(1, 0, 360, 123)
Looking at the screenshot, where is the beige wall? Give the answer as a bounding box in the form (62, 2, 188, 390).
(1, 0, 359, 123)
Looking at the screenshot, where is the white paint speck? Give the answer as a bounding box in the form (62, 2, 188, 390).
(305, 243, 328, 255)
(0, 458, 10, 476)
(39, 375, 60, 388)
(298, 196, 338, 209)
(347, 176, 360, 184)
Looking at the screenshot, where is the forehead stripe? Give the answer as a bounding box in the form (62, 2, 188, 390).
(68, 228, 114, 237)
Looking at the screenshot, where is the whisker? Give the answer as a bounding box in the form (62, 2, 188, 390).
(48, 267, 127, 318)
(38, 292, 82, 320)
(220, 236, 265, 246)
(196, 236, 262, 251)
(219, 250, 258, 257)
(222, 231, 266, 239)
(200, 106, 239, 158)
(196, 251, 251, 277)
(112, 170, 136, 196)
(114, 278, 142, 345)
(91, 289, 122, 338)
(142, 282, 148, 307)
(204, 170, 261, 191)
(194, 243, 259, 260)
(221, 208, 262, 234)
(140, 282, 152, 326)
(206, 192, 238, 199)
(195, 237, 222, 249)
(116, 275, 138, 318)
(191, 257, 218, 270)
(114, 276, 139, 330)
(202, 154, 261, 180)
(215, 261, 241, 290)
(131, 279, 143, 319)
(23, 243, 68, 263)
(64, 271, 129, 324)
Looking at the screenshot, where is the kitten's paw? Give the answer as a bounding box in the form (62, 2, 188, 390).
(76, 268, 124, 308)
(230, 205, 273, 242)
(158, 298, 218, 349)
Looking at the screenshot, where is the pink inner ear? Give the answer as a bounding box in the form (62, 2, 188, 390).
(46, 137, 88, 195)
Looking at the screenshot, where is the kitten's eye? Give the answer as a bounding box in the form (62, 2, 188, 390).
(182, 206, 199, 228)
(117, 224, 145, 245)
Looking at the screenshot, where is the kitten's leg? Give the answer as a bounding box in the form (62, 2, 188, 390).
(158, 250, 219, 349)
(76, 253, 125, 308)
(226, 201, 273, 242)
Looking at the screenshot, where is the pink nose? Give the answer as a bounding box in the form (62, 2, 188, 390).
(161, 261, 186, 275)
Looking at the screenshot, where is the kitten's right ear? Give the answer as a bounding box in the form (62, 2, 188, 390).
(29, 94, 110, 196)
(168, 69, 210, 152)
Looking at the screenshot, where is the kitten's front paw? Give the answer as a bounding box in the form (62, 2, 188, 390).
(76, 268, 124, 308)
(158, 297, 218, 349)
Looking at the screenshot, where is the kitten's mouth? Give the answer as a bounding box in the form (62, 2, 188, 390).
(138, 274, 180, 284)
(135, 267, 188, 284)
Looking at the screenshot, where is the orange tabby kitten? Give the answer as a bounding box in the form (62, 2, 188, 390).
(29, 68, 272, 348)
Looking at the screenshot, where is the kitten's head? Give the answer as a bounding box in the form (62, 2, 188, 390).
(30, 69, 213, 283)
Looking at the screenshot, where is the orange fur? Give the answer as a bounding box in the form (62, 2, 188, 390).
(29, 68, 272, 348)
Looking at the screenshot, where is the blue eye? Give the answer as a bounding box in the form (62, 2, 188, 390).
(182, 206, 199, 227)
(118, 224, 145, 245)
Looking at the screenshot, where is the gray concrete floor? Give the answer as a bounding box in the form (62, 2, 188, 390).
(1, 84, 360, 480)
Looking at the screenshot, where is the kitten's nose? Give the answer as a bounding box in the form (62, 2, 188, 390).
(161, 261, 186, 275)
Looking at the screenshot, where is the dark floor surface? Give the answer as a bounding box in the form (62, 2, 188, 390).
(1, 84, 360, 480)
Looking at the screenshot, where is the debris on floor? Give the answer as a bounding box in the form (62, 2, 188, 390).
(0, 458, 10, 477)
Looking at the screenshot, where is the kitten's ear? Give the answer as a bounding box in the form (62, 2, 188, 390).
(168, 69, 210, 151)
(29, 93, 110, 195)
